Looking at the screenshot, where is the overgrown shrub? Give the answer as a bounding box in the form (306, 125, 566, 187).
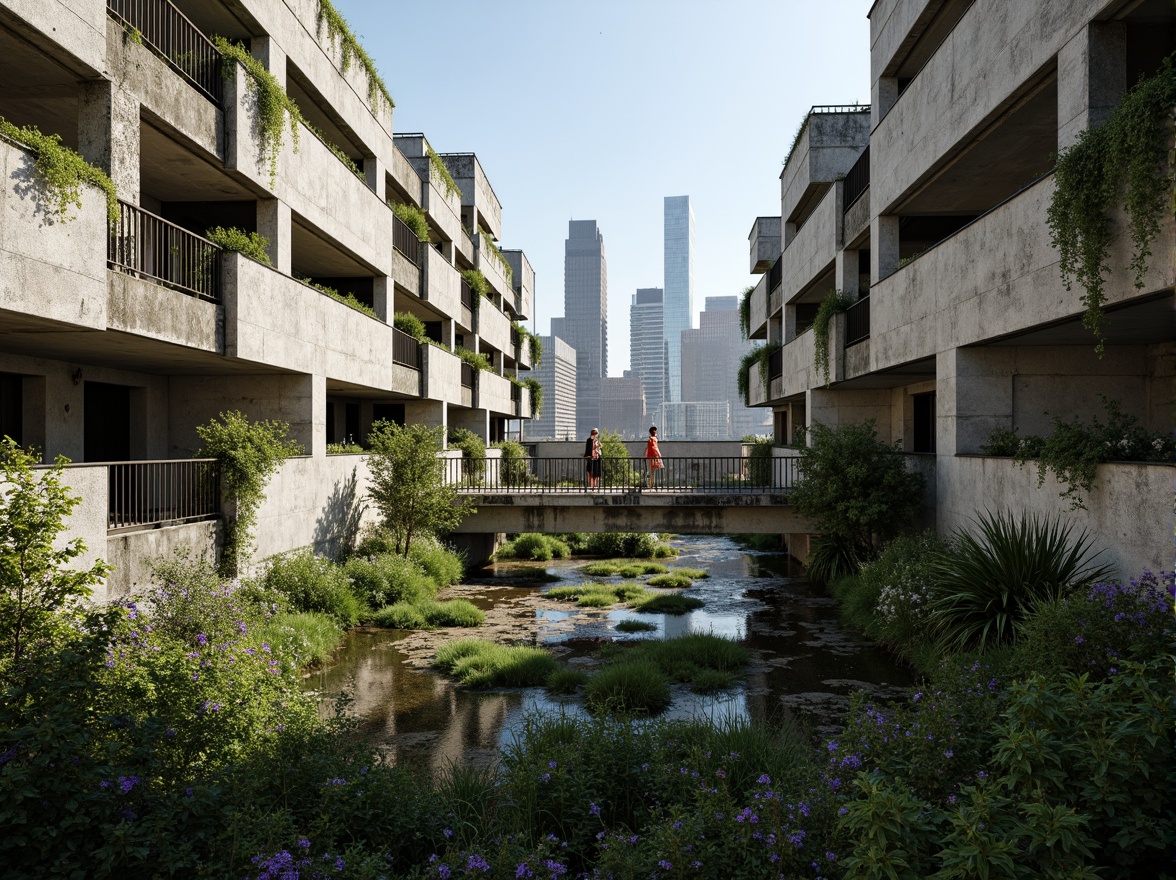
(494, 439, 529, 487)
(0, 115, 119, 222)
(392, 310, 427, 342)
(390, 201, 430, 241)
(447, 426, 486, 481)
(497, 532, 570, 561)
(408, 539, 465, 586)
(205, 226, 272, 265)
(252, 611, 343, 666)
(583, 532, 663, 558)
(343, 553, 435, 608)
(262, 551, 362, 626)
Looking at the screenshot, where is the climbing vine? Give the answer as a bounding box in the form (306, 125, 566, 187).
(316, 0, 395, 116)
(0, 116, 118, 223)
(813, 290, 856, 387)
(391, 201, 430, 242)
(737, 341, 781, 406)
(479, 228, 513, 281)
(522, 377, 543, 417)
(461, 269, 491, 308)
(1047, 58, 1176, 354)
(738, 283, 755, 340)
(215, 38, 304, 186)
(296, 273, 376, 319)
(205, 226, 272, 266)
(426, 146, 461, 201)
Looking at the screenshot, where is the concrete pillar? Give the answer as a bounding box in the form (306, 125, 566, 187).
(835, 248, 860, 299)
(404, 400, 447, 434)
(1058, 22, 1126, 151)
(870, 214, 900, 285)
(769, 313, 784, 345)
(450, 407, 490, 442)
(939, 347, 1015, 456)
(373, 275, 392, 322)
(78, 81, 139, 202)
(439, 318, 456, 350)
(364, 155, 385, 200)
(250, 36, 286, 88)
(872, 76, 899, 129)
(257, 199, 291, 274)
(310, 373, 327, 458)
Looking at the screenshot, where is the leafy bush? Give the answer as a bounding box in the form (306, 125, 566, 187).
(447, 426, 486, 481)
(390, 201, 430, 241)
(261, 551, 362, 626)
(353, 526, 398, 558)
(494, 439, 529, 487)
(583, 532, 664, 558)
(392, 310, 427, 342)
(599, 430, 639, 487)
(434, 639, 558, 688)
(408, 539, 465, 586)
(497, 532, 570, 561)
(746, 437, 775, 486)
(929, 511, 1114, 652)
(343, 553, 435, 608)
(205, 226, 272, 266)
(583, 661, 671, 715)
(792, 420, 925, 562)
(1011, 569, 1173, 680)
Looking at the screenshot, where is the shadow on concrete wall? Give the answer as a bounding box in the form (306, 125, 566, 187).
(314, 466, 365, 560)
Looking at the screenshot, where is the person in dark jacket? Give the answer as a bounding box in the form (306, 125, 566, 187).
(584, 427, 602, 488)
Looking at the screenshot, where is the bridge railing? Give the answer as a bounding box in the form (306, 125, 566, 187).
(445, 455, 799, 493)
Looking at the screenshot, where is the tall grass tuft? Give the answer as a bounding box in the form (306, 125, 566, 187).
(646, 572, 694, 589)
(583, 660, 671, 715)
(615, 619, 658, 634)
(545, 667, 589, 695)
(633, 593, 704, 615)
(497, 533, 571, 561)
(434, 639, 558, 687)
(253, 611, 343, 666)
(929, 510, 1114, 652)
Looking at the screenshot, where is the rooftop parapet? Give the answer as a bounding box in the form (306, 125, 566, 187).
(748, 216, 781, 274)
(780, 106, 870, 232)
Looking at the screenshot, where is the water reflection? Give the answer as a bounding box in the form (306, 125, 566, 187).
(305, 535, 914, 768)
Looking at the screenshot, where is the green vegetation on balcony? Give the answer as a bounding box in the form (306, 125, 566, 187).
(0, 115, 118, 223)
(205, 226, 272, 266)
(295, 274, 377, 319)
(737, 340, 781, 405)
(391, 201, 430, 242)
(316, 0, 395, 115)
(813, 289, 855, 387)
(479, 227, 513, 281)
(426, 145, 461, 200)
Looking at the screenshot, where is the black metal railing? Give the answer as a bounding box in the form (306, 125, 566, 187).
(392, 214, 420, 265)
(843, 145, 870, 212)
(846, 295, 870, 346)
(460, 363, 475, 388)
(392, 326, 421, 369)
(767, 255, 782, 294)
(107, 0, 222, 105)
(108, 200, 222, 301)
(767, 347, 783, 381)
(107, 458, 220, 531)
(442, 455, 800, 494)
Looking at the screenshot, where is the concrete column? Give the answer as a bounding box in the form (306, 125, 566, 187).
(250, 36, 286, 88)
(870, 215, 900, 285)
(404, 400, 447, 434)
(257, 199, 291, 274)
(364, 155, 385, 200)
(1058, 22, 1126, 151)
(872, 76, 899, 129)
(939, 347, 1015, 456)
(373, 275, 391, 322)
(835, 248, 860, 299)
(439, 318, 456, 350)
(310, 373, 326, 458)
(450, 407, 490, 442)
(78, 81, 139, 202)
(769, 313, 784, 345)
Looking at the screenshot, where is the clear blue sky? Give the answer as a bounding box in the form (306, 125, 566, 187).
(341, 0, 872, 376)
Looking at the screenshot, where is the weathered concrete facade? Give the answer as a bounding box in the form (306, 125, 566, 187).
(746, 0, 1176, 576)
(0, 0, 536, 597)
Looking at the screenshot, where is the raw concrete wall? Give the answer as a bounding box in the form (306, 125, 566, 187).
(105, 520, 219, 600)
(423, 344, 462, 406)
(168, 373, 316, 458)
(0, 0, 107, 75)
(478, 301, 512, 356)
(106, 271, 222, 352)
(424, 246, 461, 322)
(782, 184, 839, 303)
(941, 456, 1174, 577)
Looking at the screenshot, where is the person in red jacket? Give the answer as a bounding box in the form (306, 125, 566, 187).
(645, 425, 662, 489)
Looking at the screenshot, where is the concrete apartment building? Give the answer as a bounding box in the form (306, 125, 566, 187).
(630, 287, 666, 428)
(0, 0, 536, 596)
(524, 335, 577, 441)
(745, 0, 1175, 575)
(552, 219, 608, 437)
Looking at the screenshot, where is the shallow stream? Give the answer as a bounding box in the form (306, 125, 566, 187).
(304, 535, 914, 769)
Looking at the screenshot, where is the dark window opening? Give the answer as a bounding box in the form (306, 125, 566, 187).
(344, 403, 360, 446)
(326, 401, 337, 444)
(84, 382, 131, 462)
(0, 373, 22, 448)
(372, 403, 404, 429)
(913, 391, 936, 453)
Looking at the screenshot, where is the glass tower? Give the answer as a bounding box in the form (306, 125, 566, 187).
(630, 287, 666, 428)
(663, 195, 695, 403)
(559, 220, 607, 437)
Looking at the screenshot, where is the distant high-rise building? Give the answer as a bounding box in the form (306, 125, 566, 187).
(600, 375, 646, 440)
(524, 335, 577, 441)
(630, 287, 666, 428)
(555, 220, 607, 436)
(662, 401, 730, 440)
(663, 195, 695, 403)
(681, 296, 771, 439)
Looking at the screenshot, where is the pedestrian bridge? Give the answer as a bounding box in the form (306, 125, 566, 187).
(447, 455, 812, 535)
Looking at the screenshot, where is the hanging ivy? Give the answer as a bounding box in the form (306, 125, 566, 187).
(738, 283, 755, 341)
(316, 0, 395, 116)
(522, 377, 544, 417)
(215, 38, 304, 186)
(1047, 58, 1176, 354)
(737, 341, 781, 406)
(455, 346, 493, 373)
(479, 227, 513, 281)
(391, 201, 430, 242)
(0, 116, 118, 223)
(461, 268, 491, 301)
(812, 290, 856, 387)
(528, 332, 543, 368)
(426, 146, 461, 201)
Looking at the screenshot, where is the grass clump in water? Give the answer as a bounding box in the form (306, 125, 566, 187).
(615, 619, 658, 634)
(545, 667, 589, 695)
(497, 533, 571, 561)
(547, 582, 652, 608)
(582, 560, 669, 578)
(371, 599, 484, 629)
(435, 639, 558, 688)
(673, 568, 709, 579)
(633, 593, 704, 615)
(584, 660, 671, 715)
(646, 573, 695, 589)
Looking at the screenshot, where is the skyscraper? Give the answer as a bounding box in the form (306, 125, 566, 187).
(630, 287, 666, 428)
(524, 335, 577, 441)
(663, 195, 696, 403)
(556, 220, 607, 436)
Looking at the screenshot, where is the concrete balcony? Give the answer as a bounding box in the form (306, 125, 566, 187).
(390, 145, 422, 205)
(423, 245, 462, 320)
(0, 137, 108, 331)
(106, 269, 220, 353)
(4, 0, 107, 75)
(392, 246, 420, 297)
(441, 153, 503, 239)
(782, 185, 838, 303)
(222, 252, 394, 391)
(748, 274, 768, 340)
(867, 175, 1175, 373)
(776, 329, 818, 402)
(479, 370, 513, 416)
(504, 249, 534, 321)
(476, 232, 510, 299)
(749, 216, 781, 273)
(781, 107, 870, 228)
(478, 301, 512, 358)
(422, 342, 462, 406)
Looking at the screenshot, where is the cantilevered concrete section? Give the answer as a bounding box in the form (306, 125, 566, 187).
(744, 0, 1176, 576)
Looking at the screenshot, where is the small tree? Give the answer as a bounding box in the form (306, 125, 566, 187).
(367, 421, 474, 557)
(791, 420, 925, 563)
(196, 411, 303, 575)
(0, 438, 110, 682)
(600, 430, 638, 488)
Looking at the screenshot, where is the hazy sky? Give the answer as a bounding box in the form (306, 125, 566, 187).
(341, 0, 872, 376)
